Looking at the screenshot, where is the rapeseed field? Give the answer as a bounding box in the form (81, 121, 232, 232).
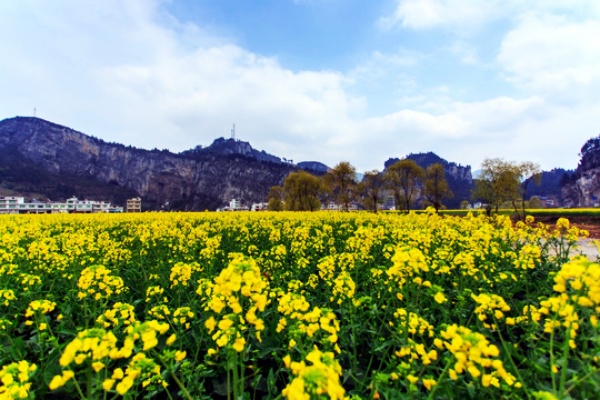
(0, 211, 598, 399)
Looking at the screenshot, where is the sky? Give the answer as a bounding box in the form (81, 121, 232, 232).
(1, 0, 600, 173)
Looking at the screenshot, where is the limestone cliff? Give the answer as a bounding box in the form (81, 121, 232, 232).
(563, 135, 600, 207)
(0, 117, 299, 210)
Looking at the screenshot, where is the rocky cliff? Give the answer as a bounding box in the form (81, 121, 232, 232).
(0, 117, 303, 210)
(562, 135, 600, 207)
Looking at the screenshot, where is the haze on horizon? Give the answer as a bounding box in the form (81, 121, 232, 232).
(1, 0, 599, 173)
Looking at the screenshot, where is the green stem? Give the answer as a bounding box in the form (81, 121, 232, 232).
(169, 369, 193, 400)
(232, 350, 243, 400)
(426, 358, 452, 400)
(564, 367, 599, 396)
(69, 371, 87, 400)
(558, 326, 572, 396)
(227, 367, 231, 400)
(549, 327, 557, 393)
(151, 349, 193, 400)
(86, 366, 92, 400)
(493, 316, 530, 397)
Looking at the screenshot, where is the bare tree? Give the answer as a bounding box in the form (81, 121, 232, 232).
(358, 170, 385, 212)
(423, 163, 453, 212)
(323, 162, 358, 211)
(384, 159, 425, 211)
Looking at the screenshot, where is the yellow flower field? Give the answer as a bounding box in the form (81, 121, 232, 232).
(0, 211, 598, 399)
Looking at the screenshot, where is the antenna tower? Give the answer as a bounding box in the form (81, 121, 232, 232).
(231, 123, 236, 140)
(33, 107, 36, 117)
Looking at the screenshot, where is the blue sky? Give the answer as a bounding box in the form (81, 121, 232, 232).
(1, 0, 600, 173)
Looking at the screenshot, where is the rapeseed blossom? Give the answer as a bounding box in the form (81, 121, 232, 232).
(0, 289, 16, 306)
(1, 211, 598, 398)
(437, 324, 518, 388)
(77, 265, 126, 300)
(282, 347, 345, 400)
(0, 361, 37, 399)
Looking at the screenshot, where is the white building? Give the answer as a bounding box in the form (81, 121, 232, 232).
(229, 199, 241, 210)
(0, 196, 24, 213)
(251, 202, 268, 211)
(0, 196, 123, 214)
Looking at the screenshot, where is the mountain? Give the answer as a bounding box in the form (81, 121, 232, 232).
(562, 135, 600, 207)
(384, 152, 473, 208)
(527, 169, 572, 200)
(296, 161, 329, 174)
(0, 117, 311, 210)
(181, 137, 284, 164)
(8, 116, 552, 211)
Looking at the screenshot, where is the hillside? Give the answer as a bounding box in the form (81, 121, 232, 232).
(5, 116, 581, 211)
(0, 117, 301, 210)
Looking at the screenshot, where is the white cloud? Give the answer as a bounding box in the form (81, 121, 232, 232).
(1, 0, 598, 176)
(380, 0, 600, 33)
(379, 0, 504, 32)
(448, 41, 481, 66)
(498, 14, 600, 100)
(0, 0, 363, 156)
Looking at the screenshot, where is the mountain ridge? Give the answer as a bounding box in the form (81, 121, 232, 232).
(0, 117, 299, 210)
(1, 116, 475, 210)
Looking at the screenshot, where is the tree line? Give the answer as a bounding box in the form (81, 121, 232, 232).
(267, 159, 453, 213)
(268, 157, 542, 217)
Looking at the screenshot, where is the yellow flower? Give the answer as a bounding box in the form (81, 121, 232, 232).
(92, 361, 105, 372)
(175, 350, 187, 362)
(48, 375, 64, 390)
(233, 337, 246, 352)
(434, 292, 447, 304)
(218, 318, 233, 331)
(116, 376, 135, 395)
(112, 368, 124, 380)
(422, 378, 436, 390)
(102, 378, 115, 391)
(48, 370, 75, 390)
(205, 317, 217, 332)
(166, 334, 177, 346)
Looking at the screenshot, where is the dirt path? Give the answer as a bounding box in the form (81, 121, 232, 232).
(529, 216, 600, 260)
(574, 238, 600, 260)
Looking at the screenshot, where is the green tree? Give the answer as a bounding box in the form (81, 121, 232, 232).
(282, 171, 321, 211)
(384, 159, 425, 211)
(323, 162, 358, 211)
(267, 185, 284, 211)
(516, 161, 541, 219)
(472, 158, 541, 218)
(472, 158, 519, 216)
(358, 170, 385, 213)
(528, 195, 543, 209)
(423, 163, 453, 212)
